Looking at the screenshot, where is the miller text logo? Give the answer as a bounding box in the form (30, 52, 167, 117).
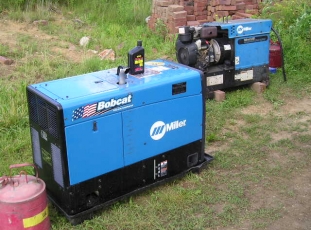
(150, 120, 186, 140)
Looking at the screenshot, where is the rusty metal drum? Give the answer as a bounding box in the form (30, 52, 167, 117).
(0, 163, 50, 230)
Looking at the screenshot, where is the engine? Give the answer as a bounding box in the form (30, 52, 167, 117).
(175, 19, 272, 98)
(176, 25, 233, 71)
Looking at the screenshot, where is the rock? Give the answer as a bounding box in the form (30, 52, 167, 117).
(117, 42, 124, 50)
(72, 18, 85, 25)
(251, 82, 266, 94)
(68, 45, 76, 51)
(214, 90, 226, 102)
(0, 56, 14, 65)
(145, 16, 151, 23)
(98, 49, 115, 61)
(33, 20, 48, 26)
(79, 36, 90, 47)
(48, 5, 61, 14)
(88, 49, 98, 54)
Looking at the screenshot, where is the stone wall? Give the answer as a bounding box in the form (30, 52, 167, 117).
(148, 0, 263, 33)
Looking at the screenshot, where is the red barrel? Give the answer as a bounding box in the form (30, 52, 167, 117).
(0, 163, 50, 230)
(269, 41, 282, 68)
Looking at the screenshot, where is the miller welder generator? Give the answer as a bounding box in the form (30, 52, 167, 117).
(176, 18, 272, 98)
(26, 59, 213, 224)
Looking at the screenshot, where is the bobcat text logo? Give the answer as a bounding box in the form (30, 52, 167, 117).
(150, 120, 186, 140)
(97, 94, 132, 111)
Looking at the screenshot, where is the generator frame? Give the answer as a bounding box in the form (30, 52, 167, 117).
(26, 59, 213, 224)
(176, 18, 272, 98)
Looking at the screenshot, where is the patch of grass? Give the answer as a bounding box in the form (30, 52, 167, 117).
(0, 83, 28, 128)
(293, 134, 311, 144)
(222, 89, 255, 109)
(250, 207, 282, 220)
(250, 206, 283, 230)
(206, 132, 219, 142)
(6, 6, 55, 22)
(0, 43, 11, 56)
(0, 82, 32, 175)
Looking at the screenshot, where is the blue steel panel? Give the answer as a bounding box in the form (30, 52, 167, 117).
(203, 19, 272, 38)
(122, 95, 203, 166)
(65, 113, 123, 185)
(41, 74, 118, 100)
(235, 35, 270, 70)
(30, 60, 203, 127)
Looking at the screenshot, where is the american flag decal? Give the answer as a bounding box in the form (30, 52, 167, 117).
(72, 94, 133, 121)
(72, 103, 113, 121)
(72, 103, 97, 120)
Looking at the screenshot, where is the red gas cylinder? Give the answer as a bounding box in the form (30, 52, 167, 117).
(269, 41, 282, 68)
(0, 163, 50, 230)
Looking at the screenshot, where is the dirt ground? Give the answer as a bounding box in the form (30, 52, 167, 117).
(248, 98, 311, 230)
(0, 19, 95, 78)
(0, 19, 310, 230)
(209, 96, 311, 230)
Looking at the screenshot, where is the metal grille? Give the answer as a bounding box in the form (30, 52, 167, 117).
(47, 106, 58, 139)
(31, 127, 42, 168)
(28, 91, 39, 124)
(51, 143, 64, 187)
(27, 91, 59, 139)
(37, 97, 48, 130)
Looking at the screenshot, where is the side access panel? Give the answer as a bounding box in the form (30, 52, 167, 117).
(122, 94, 203, 166)
(234, 35, 270, 70)
(65, 113, 124, 185)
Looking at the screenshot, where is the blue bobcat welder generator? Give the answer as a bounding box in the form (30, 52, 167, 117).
(26, 59, 213, 224)
(176, 18, 272, 98)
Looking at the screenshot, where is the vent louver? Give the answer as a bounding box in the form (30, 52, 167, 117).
(28, 91, 59, 139)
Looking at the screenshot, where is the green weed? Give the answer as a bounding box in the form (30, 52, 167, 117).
(261, 0, 311, 76)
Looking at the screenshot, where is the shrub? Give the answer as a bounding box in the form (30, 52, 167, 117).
(261, 0, 311, 73)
